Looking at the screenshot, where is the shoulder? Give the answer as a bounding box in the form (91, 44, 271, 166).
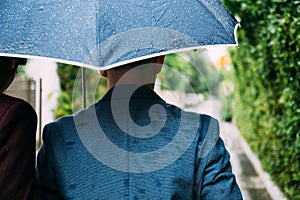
(43, 115, 74, 137)
(41, 104, 101, 158)
(199, 114, 219, 133)
(43, 103, 97, 140)
(163, 102, 219, 140)
(0, 94, 37, 125)
(165, 102, 218, 130)
(0, 93, 35, 113)
(42, 115, 76, 151)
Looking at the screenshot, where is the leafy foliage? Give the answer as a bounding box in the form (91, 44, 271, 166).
(224, 0, 300, 199)
(161, 51, 221, 96)
(53, 63, 107, 119)
(16, 65, 27, 78)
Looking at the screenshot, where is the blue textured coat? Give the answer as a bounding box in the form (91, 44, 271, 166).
(36, 86, 242, 199)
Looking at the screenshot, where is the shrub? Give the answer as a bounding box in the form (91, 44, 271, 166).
(224, 0, 300, 199)
(53, 63, 107, 119)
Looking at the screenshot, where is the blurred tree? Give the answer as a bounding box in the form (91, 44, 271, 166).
(161, 50, 221, 96)
(53, 63, 107, 119)
(16, 65, 27, 78)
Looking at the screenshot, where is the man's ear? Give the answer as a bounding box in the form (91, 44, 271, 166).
(6, 58, 17, 73)
(154, 56, 165, 74)
(156, 55, 165, 65)
(11, 59, 18, 72)
(99, 70, 108, 78)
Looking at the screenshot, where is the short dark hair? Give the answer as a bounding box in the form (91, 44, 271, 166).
(111, 57, 156, 72)
(15, 58, 27, 66)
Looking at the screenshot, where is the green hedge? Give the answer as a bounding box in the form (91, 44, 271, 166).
(223, 1, 300, 199)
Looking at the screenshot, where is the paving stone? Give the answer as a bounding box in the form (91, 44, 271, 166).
(243, 189, 271, 200)
(238, 153, 257, 176)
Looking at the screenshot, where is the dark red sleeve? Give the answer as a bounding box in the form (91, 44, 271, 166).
(0, 99, 37, 200)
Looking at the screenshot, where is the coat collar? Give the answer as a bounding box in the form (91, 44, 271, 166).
(100, 85, 165, 102)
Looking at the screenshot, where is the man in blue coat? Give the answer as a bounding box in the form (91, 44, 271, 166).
(36, 56, 242, 199)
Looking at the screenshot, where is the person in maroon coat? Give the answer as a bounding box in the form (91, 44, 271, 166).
(0, 56, 37, 199)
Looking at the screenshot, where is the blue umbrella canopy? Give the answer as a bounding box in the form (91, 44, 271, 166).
(0, 0, 239, 70)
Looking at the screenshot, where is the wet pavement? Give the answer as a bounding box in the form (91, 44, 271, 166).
(222, 122, 272, 200)
(183, 98, 286, 200)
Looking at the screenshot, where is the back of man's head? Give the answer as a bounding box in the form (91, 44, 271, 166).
(101, 56, 164, 89)
(0, 56, 27, 93)
(109, 57, 157, 74)
(15, 58, 27, 66)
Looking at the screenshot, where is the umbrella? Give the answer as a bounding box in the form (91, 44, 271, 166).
(0, 0, 239, 70)
(0, 1, 240, 173)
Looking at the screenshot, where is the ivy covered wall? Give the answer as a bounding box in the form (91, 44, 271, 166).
(223, 1, 300, 199)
